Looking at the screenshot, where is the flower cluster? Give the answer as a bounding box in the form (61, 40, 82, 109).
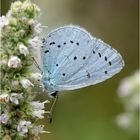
(0, 0, 49, 139)
(116, 70, 139, 134)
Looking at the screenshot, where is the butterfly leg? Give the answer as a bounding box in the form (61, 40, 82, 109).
(32, 57, 43, 74)
(47, 91, 58, 123)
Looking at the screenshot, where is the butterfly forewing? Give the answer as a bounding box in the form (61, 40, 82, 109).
(42, 25, 93, 79)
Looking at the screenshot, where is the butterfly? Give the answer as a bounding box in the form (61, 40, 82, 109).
(41, 25, 124, 99)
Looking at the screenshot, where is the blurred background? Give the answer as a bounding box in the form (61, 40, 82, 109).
(1, 0, 139, 140)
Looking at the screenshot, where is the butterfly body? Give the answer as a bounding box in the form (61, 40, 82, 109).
(42, 25, 124, 97)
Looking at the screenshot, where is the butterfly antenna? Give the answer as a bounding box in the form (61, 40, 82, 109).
(47, 92, 58, 123)
(32, 57, 43, 74)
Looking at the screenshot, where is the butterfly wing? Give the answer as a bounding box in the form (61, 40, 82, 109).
(42, 25, 93, 74)
(42, 25, 124, 92)
(55, 38, 124, 90)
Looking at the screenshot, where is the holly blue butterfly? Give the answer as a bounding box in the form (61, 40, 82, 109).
(42, 25, 124, 98)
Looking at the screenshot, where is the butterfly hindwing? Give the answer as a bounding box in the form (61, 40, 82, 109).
(55, 38, 124, 90)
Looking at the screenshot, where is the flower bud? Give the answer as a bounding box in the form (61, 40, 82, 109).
(18, 44, 29, 56)
(20, 78, 34, 88)
(31, 73, 42, 83)
(0, 16, 9, 28)
(8, 56, 22, 68)
(0, 113, 9, 124)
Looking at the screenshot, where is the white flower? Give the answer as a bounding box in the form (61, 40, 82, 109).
(124, 92, 139, 112)
(31, 73, 42, 83)
(31, 100, 49, 119)
(19, 29, 26, 37)
(18, 43, 29, 56)
(12, 1, 22, 9)
(0, 113, 9, 124)
(118, 70, 140, 97)
(0, 59, 7, 65)
(32, 110, 45, 119)
(0, 16, 9, 28)
(29, 21, 42, 35)
(8, 56, 22, 68)
(10, 1, 22, 15)
(33, 4, 41, 13)
(11, 80, 19, 87)
(28, 36, 42, 49)
(28, 19, 35, 26)
(118, 78, 132, 97)
(17, 120, 31, 135)
(34, 22, 42, 34)
(31, 100, 49, 110)
(116, 113, 132, 129)
(31, 125, 49, 135)
(6, 10, 12, 17)
(20, 78, 34, 88)
(0, 93, 9, 103)
(10, 93, 23, 105)
(22, 0, 32, 10)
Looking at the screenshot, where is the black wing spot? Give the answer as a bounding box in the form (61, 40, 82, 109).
(74, 56, 77, 60)
(49, 42, 55, 45)
(44, 50, 49, 53)
(93, 50, 95, 54)
(86, 71, 91, 78)
(57, 45, 61, 48)
(98, 53, 101, 57)
(63, 42, 66, 45)
(70, 40, 74, 43)
(56, 64, 59, 66)
(83, 56, 86, 60)
(109, 61, 112, 66)
(105, 56, 107, 61)
(62, 73, 66, 76)
(105, 71, 108, 74)
(76, 42, 79, 46)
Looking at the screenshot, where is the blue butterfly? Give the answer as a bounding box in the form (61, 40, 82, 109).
(40, 25, 125, 122)
(42, 25, 124, 99)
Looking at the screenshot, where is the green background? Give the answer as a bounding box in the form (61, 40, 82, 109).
(1, 0, 139, 140)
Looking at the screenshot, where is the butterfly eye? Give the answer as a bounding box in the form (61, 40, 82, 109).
(63, 42, 66, 45)
(93, 50, 95, 54)
(56, 64, 59, 66)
